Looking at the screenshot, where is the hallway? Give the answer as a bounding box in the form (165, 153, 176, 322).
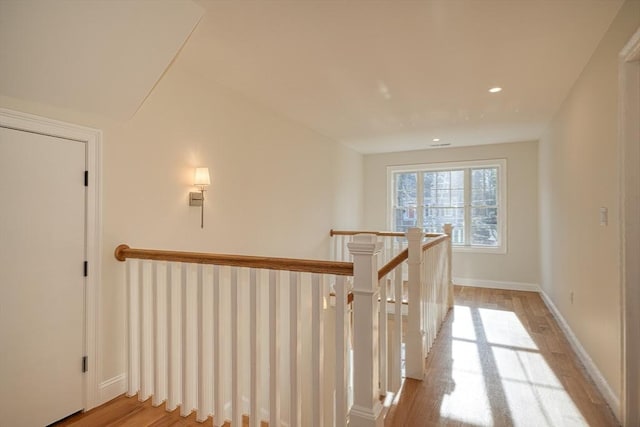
(385, 286, 619, 426)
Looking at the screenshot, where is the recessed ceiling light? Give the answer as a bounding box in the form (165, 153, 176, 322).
(432, 138, 440, 142)
(489, 87, 503, 93)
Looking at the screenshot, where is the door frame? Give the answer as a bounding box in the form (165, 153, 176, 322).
(0, 108, 102, 411)
(619, 28, 640, 427)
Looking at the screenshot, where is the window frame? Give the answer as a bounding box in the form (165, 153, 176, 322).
(387, 158, 507, 254)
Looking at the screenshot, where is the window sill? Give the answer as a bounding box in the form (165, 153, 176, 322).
(452, 245, 507, 255)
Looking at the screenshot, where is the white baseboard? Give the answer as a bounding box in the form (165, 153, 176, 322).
(98, 373, 127, 405)
(453, 277, 540, 292)
(539, 291, 620, 420)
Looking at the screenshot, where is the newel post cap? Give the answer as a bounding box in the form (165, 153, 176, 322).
(443, 223, 453, 236)
(406, 227, 424, 241)
(347, 234, 383, 256)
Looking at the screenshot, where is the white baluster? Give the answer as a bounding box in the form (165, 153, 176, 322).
(444, 244, 449, 317)
(197, 264, 207, 422)
(180, 264, 190, 416)
(212, 266, 224, 427)
(166, 263, 178, 412)
(269, 270, 281, 427)
(435, 246, 440, 326)
(391, 266, 403, 392)
(311, 274, 324, 427)
(205, 266, 214, 420)
(347, 283, 354, 411)
(378, 275, 388, 395)
(438, 247, 442, 334)
(423, 248, 429, 353)
(443, 224, 454, 309)
(231, 267, 241, 427)
(126, 259, 140, 396)
(250, 268, 260, 427)
(289, 271, 301, 427)
(140, 260, 152, 402)
(430, 247, 436, 341)
(189, 268, 198, 415)
(431, 246, 436, 345)
(428, 247, 433, 349)
(152, 262, 166, 407)
(334, 276, 348, 427)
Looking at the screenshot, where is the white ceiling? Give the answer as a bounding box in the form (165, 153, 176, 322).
(0, 0, 625, 153)
(0, 0, 202, 120)
(188, 0, 624, 153)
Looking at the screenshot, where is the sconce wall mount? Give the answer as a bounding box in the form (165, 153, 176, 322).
(189, 191, 204, 207)
(189, 167, 210, 228)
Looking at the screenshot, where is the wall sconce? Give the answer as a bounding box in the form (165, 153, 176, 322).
(189, 167, 210, 228)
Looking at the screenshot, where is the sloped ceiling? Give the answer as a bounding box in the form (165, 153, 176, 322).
(0, 0, 203, 120)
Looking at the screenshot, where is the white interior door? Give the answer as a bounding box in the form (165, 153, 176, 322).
(0, 126, 86, 426)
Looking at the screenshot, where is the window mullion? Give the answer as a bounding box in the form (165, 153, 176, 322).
(417, 171, 424, 230)
(464, 168, 471, 246)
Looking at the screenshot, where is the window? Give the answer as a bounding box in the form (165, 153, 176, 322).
(389, 159, 506, 252)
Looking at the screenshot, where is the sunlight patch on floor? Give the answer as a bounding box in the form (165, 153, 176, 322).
(439, 305, 589, 427)
(451, 305, 477, 341)
(479, 308, 538, 350)
(493, 347, 588, 427)
(439, 340, 493, 426)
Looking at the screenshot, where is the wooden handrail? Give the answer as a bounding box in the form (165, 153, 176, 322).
(331, 229, 405, 237)
(330, 229, 442, 238)
(114, 244, 354, 276)
(378, 249, 409, 280)
(376, 234, 449, 280)
(421, 234, 449, 251)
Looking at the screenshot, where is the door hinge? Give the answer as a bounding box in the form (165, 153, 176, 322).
(83, 261, 88, 277)
(84, 170, 88, 187)
(82, 356, 88, 373)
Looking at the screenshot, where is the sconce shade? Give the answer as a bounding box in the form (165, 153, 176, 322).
(194, 167, 210, 187)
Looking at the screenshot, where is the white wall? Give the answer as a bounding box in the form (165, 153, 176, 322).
(0, 29, 363, 393)
(100, 61, 363, 383)
(364, 141, 539, 288)
(539, 0, 640, 407)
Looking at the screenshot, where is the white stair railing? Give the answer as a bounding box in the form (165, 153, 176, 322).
(405, 227, 453, 379)
(115, 224, 452, 427)
(115, 246, 353, 426)
(377, 248, 408, 397)
(374, 225, 452, 395)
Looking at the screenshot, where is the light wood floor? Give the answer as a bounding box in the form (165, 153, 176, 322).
(384, 286, 619, 426)
(52, 397, 263, 427)
(55, 286, 618, 427)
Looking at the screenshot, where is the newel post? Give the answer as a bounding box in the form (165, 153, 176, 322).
(443, 224, 454, 309)
(348, 234, 384, 427)
(405, 227, 425, 380)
